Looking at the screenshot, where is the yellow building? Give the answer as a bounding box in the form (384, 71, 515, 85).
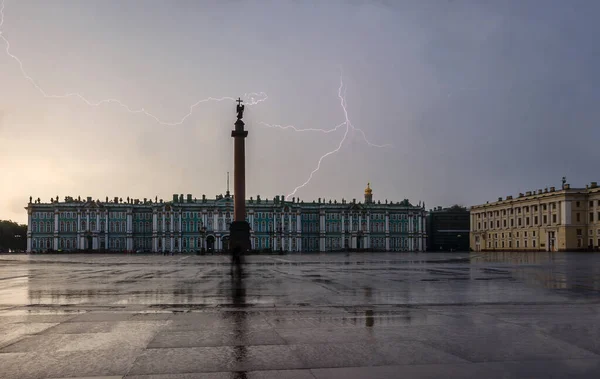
(470, 181, 600, 252)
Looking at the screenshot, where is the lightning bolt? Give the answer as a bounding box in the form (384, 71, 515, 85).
(0, 0, 267, 126)
(285, 71, 389, 200)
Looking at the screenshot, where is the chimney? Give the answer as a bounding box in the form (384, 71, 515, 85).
(498, 197, 502, 202)
(519, 193, 524, 198)
(114, 196, 118, 203)
(591, 182, 598, 188)
(187, 194, 192, 202)
(544, 188, 548, 193)
(550, 187, 555, 192)
(564, 184, 570, 190)
(506, 195, 513, 200)
(538, 189, 543, 194)
(526, 191, 532, 196)
(172, 194, 178, 202)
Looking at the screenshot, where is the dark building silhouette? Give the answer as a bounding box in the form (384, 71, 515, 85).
(427, 205, 470, 252)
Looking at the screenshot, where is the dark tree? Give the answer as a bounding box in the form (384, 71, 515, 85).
(0, 220, 27, 251)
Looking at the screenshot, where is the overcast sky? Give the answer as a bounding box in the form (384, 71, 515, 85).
(1, 0, 599, 223)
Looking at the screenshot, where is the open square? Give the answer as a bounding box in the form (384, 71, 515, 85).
(1, 252, 599, 378)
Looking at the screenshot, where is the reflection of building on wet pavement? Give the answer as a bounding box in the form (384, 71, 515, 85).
(24, 183, 427, 254)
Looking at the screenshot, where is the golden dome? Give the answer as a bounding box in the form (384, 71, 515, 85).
(365, 182, 372, 195)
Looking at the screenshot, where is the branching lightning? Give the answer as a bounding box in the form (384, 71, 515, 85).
(1, 0, 390, 200)
(284, 72, 391, 200)
(0, 0, 267, 126)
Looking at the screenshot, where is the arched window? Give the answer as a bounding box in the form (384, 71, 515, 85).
(91, 221, 96, 231)
(100, 221, 105, 232)
(59, 239, 64, 249)
(121, 221, 126, 232)
(46, 221, 51, 232)
(81, 220, 86, 231)
(183, 222, 187, 232)
(116, 239, 121, 249)
(72, 221, 76, 232)
(60, 222, 64, 232)
(32, 222, 37, 233)
(66, 240, 71, 249)
(145, 221, 149, 232)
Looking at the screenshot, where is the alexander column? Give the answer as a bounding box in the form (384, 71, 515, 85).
(229, 98, 251, 253)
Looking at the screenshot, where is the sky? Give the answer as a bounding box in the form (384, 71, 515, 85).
(1, 0, 600, 224)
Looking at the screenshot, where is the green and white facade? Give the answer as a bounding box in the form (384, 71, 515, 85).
(25, 186, 427, 253)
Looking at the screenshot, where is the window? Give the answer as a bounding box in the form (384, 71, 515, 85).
(543, 215, 547, 224)
(526, 217, 529, 226)
(511, 219, 514, 227)
(591, 213, 594, 223)
(552, 214, 557, 223)
(534, 216, 538, 225)
(577, 213, 581, 222)
(543, 204, 547, 211)
(590, 201, 594, 207)
(576, 201, 580, 208)
(576, 229, 582, 236)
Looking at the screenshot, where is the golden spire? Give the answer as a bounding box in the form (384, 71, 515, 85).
(365, 182, 372, 195)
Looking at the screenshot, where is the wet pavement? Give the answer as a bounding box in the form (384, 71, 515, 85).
(0, 252, 599, 378)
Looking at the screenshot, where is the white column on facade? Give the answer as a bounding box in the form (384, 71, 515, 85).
(385, 212, 390, 251)
(281, 213, 285, 249)
(366, 216, 370, 249)
(52, 211, 59, 250)
(27, 209, 32, 252)
(178, 211, 182, 252)
(421, 214, 426, 251)
(104, 212, 109, 250)
(161, 212, 166, 252)
(297, 213, 302, 251)
(76, 212, 81, 249)
(341, 213, 345, 249)
(152, 211, 158, 252)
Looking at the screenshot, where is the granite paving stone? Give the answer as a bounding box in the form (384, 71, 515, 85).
(1, 252, 600, 378)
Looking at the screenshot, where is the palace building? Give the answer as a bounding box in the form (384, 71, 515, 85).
(470, 181, 600, 252)
(25, 184, 427, 253)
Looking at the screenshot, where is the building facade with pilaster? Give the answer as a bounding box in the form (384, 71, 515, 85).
(25, 184, 427, 253)
(470, 181, 600, 252)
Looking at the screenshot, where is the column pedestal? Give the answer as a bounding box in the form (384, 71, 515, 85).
(230, 221, 251, 253)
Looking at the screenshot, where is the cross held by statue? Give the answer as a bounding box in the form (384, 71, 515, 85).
(236, 97, 243, 106)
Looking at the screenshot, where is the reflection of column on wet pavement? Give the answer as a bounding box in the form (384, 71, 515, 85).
(229, 254, 247, 374)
